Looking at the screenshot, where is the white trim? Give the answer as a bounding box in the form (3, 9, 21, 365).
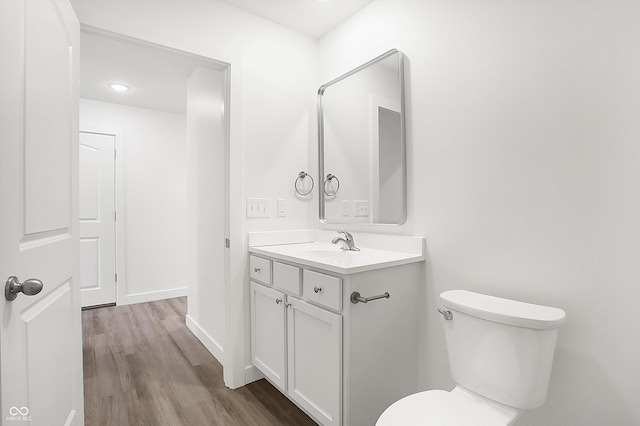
(224, 51, 246, 390)
(118, 287, 188, 306)
(186, 315, 224, 364)
(244, 364, 264, 385)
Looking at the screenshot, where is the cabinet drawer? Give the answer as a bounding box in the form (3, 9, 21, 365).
(303, 270, 342, 311)
(273, 262, 301, 296)
(250, 255, 272, 284)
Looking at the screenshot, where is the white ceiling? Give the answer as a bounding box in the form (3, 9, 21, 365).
(80, 0, 373, 113)
(219, 0, 374, 38)
(79, 33, 224, 114)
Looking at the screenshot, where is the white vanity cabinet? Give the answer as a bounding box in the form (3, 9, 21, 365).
(250, 257, 342, 426)
(249, 249, 421, 426)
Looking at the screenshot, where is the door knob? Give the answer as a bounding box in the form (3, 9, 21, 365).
(5, 276, 43, 301)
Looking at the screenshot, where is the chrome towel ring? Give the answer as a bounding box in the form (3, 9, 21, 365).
(323, 174, 340, 197)
(295, 171, 314, 196)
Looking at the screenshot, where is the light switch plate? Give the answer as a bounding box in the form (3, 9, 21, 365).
(247, 198, 270, 218)
(354, 200, 369, 217)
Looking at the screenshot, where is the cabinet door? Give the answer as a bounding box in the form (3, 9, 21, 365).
(288, 297, 342, 426)
(250, 281, 287, 389)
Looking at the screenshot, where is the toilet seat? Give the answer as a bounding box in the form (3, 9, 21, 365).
(376, 388, 520, 426)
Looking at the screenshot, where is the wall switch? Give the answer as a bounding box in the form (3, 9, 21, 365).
(342, 200, 350, 216)
(354, 200, 369, 217)
(277, 199, 286, 217)
(247, 198, 270, 218)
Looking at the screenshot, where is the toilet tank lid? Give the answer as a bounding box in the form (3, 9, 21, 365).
(440, 290, 566, 330)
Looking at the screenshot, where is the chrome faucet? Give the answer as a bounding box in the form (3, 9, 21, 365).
(332, 231, 359, 251)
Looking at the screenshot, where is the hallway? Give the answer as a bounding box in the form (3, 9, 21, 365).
(82, 297, 316, 425)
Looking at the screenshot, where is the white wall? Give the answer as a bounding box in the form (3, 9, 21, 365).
(319, 1, 640, 424)
(71, 0, 318, 386)
(71, 0, 318, 231)
(79, 98, 188, 304)
(185, 67, 227, 362)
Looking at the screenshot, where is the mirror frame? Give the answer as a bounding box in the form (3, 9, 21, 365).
(317, 48, 406, 225)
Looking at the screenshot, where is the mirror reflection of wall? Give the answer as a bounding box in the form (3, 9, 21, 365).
(319, 49, 406, 225)
(377, 107, 402, 223)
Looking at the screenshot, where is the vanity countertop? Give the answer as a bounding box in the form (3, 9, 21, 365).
(249, 241, 425, 275)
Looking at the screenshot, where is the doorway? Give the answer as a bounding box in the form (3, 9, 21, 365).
(78, 28, 230, 368)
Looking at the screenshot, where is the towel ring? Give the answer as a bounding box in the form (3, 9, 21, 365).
(323, 174, 340, 197)
(295, 171, 314, 196)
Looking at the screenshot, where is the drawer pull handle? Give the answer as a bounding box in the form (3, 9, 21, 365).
(254, 267, 261, 273)
(350, 291, 390, 304)
(275, 298, 282, 304)
(314, 286, 322, 293)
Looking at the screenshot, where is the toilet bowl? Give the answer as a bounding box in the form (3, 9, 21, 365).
(376, 290, 566, 425)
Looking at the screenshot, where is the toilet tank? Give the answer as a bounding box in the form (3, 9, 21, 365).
(440, 290, 566, 410)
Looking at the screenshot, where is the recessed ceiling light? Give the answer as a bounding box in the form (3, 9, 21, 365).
(109, 83, 130, 92)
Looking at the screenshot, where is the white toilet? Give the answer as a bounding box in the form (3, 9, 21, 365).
(377, 290, 566, 426)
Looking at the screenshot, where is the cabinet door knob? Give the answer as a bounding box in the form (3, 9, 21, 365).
(254, 267, 261, 273)
(275, 298, 282, 304)
(314, 286, 322, 293)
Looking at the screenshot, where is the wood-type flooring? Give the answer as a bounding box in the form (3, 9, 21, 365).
(82, 297, 317, 426)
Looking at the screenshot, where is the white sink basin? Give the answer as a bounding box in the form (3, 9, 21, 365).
(249, 241, 424, 274)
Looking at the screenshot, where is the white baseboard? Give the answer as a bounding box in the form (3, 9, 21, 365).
(118, 287, 188, 306)
(245, 364, 264, 385)
(186, 314, 224, 365)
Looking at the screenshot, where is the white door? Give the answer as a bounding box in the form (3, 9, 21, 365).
(287, 298, 342, 426)
(79, 132, 116, 307)
(250, 281, 287, 390)
(0, 0, 83, 425)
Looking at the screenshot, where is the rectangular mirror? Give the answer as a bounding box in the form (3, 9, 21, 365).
(318, 49, 406, 225)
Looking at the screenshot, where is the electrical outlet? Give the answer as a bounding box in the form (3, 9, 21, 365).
(342, 200, 350, 216)
(277, 199, 286, 217)
(246, 198, 270, 218)
(354, 200, 369, 217)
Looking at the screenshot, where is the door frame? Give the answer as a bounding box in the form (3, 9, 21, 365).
(80, 25, 245, 388)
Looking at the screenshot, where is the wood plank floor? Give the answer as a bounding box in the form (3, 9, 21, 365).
(82, 297, 317, 426)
